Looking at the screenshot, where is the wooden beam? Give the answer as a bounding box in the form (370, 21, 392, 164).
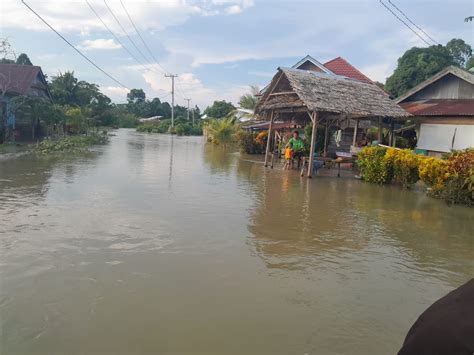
(378, 117, 383, 142)
(308, 112, 318, 178)
(352, 119, 359, 147)
(264, 111, 274, 167)
(269, 91, 298, 96)
(323, 122, 329, 157)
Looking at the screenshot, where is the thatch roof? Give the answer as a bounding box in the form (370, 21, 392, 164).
(255, 68, 410, 118)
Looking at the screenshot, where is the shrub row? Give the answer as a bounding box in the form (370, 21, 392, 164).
(35, 134, 109, 154)
(136, 120, 202, 136)
(235, 130, 267, 154)
(358, 146, 473, 205)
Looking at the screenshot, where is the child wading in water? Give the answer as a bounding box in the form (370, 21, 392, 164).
(284, 145, 294, 170)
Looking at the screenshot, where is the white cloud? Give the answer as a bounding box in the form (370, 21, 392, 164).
(225, 5, 242, 14)
(77, 38, 122, 51)
(101, 86, 130, 102)
(140, 70, 247, 108)
(361, 62, 394, 83)
(248, 71, 274, 78)
(2, 0, 254, 32)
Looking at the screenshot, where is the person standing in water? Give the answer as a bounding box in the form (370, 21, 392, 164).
(287, 130, 305, 168)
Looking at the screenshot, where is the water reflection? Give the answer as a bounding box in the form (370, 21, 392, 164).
(245, 167, 473, 285)
(1, 130, 473, 355)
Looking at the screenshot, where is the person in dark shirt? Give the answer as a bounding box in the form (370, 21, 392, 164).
(398, 278, 474, 355)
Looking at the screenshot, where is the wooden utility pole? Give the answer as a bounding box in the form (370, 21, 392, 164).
(184, 98, 191, 121)
(164, 74, 178, 127)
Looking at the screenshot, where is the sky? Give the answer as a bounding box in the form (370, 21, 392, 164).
(1, 0, 472, 109)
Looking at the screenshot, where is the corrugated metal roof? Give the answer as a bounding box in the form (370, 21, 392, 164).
(0, 64, 44, 95)
(400, 99, 474, 116)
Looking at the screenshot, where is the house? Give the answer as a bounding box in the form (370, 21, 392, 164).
(296, 55, 374, 84)
(258, 55, 375, 96)
(255, 67, 409, 176)
(255, 56, 397, 159)
(396, 66, 474, 156)
(0, 64, 52, 142)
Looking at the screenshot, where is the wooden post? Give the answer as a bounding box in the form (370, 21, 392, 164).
(323, 122, 329, 157)
(352, 119, 359, 147)
(389, 120, 395, 147)
(378, 117, 383, 143)
(264, 111, 274, 167)
(308, 112, 318, 178)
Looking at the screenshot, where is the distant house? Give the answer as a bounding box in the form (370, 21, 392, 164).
(258, 55, 374, 96)
(0, 64, 52, 142)
(396, 66, 474, 156)
(296, 55, 374, 84)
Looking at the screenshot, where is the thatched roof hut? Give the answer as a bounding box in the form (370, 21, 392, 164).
(256, 68, 409, 118)
(255, 68, 410, 176)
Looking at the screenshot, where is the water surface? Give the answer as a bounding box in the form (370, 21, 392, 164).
(1, 129, 473, 355)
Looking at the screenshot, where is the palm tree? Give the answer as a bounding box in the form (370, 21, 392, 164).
(207, 116, 238, 146)
(238, 85, 260, 111)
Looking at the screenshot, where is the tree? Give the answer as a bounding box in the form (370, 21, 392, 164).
(207, 116, 238, 146)
(0, 38, 15, 63)
(385, 45, 454, 98)
(466, 57, 474, 70)
(446, 38, 472, 67)
(204, 100, 236, 119)
(238, 85, 260, 110)
(127, 88, 146, 104)
(16, 53, 32, 65)
(385, 38, 473, 98)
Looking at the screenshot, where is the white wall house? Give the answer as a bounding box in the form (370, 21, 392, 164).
(397, 66, 474, 156)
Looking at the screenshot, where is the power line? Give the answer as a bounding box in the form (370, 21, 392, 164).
(85, 0, 151, 73)
(387, 0, 440, 45)
(119, 0, 169, 75)
(379, 0, 431, 46)
(103, 0, 154, 68)
(21, 0, 129, 89)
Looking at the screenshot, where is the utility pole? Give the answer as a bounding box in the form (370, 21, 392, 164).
(184, 98, 191, 121)
(164, 74, 178, 128)
(192, 108, 195, 126)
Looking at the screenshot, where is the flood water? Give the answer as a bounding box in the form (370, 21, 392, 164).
(1, 129, 473, 355)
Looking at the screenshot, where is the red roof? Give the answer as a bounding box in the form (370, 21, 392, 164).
(323, 57, 373, 84)
(400, 99, 474, 116)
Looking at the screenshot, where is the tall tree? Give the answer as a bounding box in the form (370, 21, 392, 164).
(445, 38, 472, 67)
(385, 45, 454, 98)
(16, 53, 32, 65)
(127, 88, 146, 104)
(385, 38, 473, 98)
(466, 57, 474, 70)
(204, 100, 236, 119)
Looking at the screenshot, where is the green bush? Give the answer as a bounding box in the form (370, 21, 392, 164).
(385, 148, 420, 188)
(235, 130, 265, 154)
(440, 149, 474, 205)
(35, 134, 109, 154)
(357, 146, 392, 184)
(137, 120, 202, 136)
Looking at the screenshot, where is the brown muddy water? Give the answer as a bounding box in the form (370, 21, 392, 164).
(0, 129, 473, 355)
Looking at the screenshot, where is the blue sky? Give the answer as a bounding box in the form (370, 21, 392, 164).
(1, 0, 472, 109)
